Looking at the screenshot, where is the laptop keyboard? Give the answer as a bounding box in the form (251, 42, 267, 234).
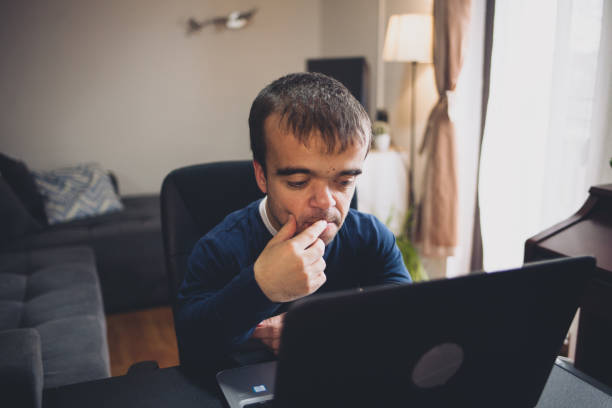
(243, 400, 274, 407)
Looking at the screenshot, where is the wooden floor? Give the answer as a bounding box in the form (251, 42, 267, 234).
(106, 306, 179, 377)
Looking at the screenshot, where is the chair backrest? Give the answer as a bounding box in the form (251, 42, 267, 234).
(160, 160, 358, 307)
(161, 161, 264, 306)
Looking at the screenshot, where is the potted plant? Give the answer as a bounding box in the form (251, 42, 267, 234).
(386, 209, 428, 282)
(372, 121, 391, 151)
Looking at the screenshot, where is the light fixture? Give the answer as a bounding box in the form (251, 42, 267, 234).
(187, 8, 257, 34)
(383, 14, 433, 63)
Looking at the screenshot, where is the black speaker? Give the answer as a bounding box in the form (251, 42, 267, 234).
(306, 57, 369, 113)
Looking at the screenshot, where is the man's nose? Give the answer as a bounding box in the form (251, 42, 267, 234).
(310, 182, 336, 210)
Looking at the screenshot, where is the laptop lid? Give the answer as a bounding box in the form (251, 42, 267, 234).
(274, 256, 595, 408)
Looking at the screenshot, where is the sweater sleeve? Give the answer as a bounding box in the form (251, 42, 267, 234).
(175, 236, 281, 362)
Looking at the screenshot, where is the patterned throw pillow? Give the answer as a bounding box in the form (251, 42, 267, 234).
(33, 163, 124, 225)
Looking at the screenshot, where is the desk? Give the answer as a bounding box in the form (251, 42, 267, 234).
(537, 359, 612, 407)
(43, 358, 611, 407)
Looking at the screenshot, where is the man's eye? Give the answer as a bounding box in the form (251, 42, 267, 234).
(337, 178, 355, 188)
(287, 180, 307, 188)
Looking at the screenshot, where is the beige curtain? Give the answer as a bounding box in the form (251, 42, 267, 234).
(415, 0, 472, 258)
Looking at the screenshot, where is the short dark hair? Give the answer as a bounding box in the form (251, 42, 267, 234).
(248, 72, 371, 171)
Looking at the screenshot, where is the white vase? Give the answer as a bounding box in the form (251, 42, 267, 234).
(374, 133, 390, 151)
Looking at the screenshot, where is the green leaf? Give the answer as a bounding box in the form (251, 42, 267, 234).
(395, 235, 429, 282)
(384, 207, 428, 282)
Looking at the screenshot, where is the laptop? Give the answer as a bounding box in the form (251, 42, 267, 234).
(216, 256, 595, 407)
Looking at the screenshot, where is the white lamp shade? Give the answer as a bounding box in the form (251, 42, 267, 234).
(383, 14, 433, 63)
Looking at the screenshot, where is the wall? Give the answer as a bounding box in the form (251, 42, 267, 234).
(0, 0, 321, 194)
(319, 0, 379, 118)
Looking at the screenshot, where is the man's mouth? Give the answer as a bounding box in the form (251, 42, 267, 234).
(300, 217, 340, 234)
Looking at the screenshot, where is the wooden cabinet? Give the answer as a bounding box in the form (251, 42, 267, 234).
(525, 184, 612, 387)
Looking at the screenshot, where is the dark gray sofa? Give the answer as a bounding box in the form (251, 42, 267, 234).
(0, 246, 110, 408)
(0, 153, 167, 313)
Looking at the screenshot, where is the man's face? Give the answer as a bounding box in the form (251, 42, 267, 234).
(253, 114, 368, 245)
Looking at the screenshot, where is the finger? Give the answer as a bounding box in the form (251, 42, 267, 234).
(256, 319, 270, 328)
(308, 269, 327, 292)
(291, 220, 328, 249)
(252, 325, 273, 339)
(260, 338, 275, 350)
(306, 258, 326, 279)
(251, 326, 264, 338)
(268, 314, 283, 327)
(306, 257, 326, 274)
(257, 315, 276, 327)
(303, 238, 325, 265)
(268, 214, 296, 244)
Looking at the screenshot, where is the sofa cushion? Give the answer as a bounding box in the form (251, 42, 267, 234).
(24, 284, 102, 327)
(0, 272, 27, 301)
(0, 176, 42, 248)
(0, 249, 104, 328)
(27, 263, 99, 299)
(33, 163, 123, 225)
(0, 300, 24, 330)
(0, 328, 44, 408)
(0, 246, 95, 274)
(11, 227, 91, 251)
(0, 153, 47, 225)
(37, 316, 109, 388)
(0, 246, 109, 388)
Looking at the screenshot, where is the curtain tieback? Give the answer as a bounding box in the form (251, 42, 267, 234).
(419, 91, 453, 155)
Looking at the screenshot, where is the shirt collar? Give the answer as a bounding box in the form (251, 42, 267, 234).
(258, 196, 278, 236)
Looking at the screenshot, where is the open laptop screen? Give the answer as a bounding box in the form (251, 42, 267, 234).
(274, 256, 595, 407)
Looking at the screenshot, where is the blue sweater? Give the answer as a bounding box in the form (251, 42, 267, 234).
(176, 199, 411, 362)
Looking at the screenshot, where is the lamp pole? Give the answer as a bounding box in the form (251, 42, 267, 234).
(382, 13, 433, 239)
(408, 61, 417, 233)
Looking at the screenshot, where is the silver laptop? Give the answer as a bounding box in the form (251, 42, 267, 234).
(217, 361, 276, 407)
(217, 256, 595, 408)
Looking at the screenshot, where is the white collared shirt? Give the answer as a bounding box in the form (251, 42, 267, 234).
(258, 196, 278, 236)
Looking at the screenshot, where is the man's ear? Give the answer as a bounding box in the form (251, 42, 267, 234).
(253, 160, 267, 194)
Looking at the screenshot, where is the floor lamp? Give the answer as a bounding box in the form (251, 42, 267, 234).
(382, 14, 433, 232)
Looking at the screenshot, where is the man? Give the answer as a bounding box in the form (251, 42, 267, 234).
(176, 72, 411, 363)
